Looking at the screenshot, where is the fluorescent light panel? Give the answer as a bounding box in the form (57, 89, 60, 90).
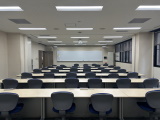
(95, 44, 107, 45)
(66, 28, 93, 30)
(113, 27, 141, 30)
(56, 6, 103, 11)
(71, 37, 90, 38)
(103, 36, 123, 38)
(73, 41, 88, 43)
(48, 41, 62, 43)
(0, 6, 23, 11)
(75, 44, 86, 45)
(136, 5, 160, 10)
(38, 36, 57, 38)
(98, 41, 113, 42)
(19, 28, 47, 30)
(54, 44, 66, 45)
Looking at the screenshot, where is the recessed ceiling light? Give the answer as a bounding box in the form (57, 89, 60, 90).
(73, 41, 88, 43)
(48, 41, 62, 43)
(19, 28, 47, 30)
(95, 44, 107, 45)
(98, 41, 113, 42)
(71, 37, 90, 38)
(75, 44, 86, 45)
(37, 36, 57, 38)
(56, 6, 103, 11)
(66, 28, 93, 30)
(103, 36, 123, 38)
(113, 27, 141, 30)
(0, 6, 23, 11)
(136, 5, 160, 10)
(54, 44, 66, 45)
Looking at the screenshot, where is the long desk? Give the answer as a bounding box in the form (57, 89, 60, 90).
(48, 67, 113, 70)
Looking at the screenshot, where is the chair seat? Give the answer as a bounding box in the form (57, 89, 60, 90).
(9, 103, 24, 114)
(52, 103, 76, 113)
(137, 102, 155, 112)
(89, 104, 112, 114)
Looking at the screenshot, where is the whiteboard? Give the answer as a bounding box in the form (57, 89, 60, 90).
(57, 51, 103, 61)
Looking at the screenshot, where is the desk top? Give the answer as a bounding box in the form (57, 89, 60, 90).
(48, 67, 113, 70)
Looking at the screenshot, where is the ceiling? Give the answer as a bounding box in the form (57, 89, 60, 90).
(0, 0, 160, 46)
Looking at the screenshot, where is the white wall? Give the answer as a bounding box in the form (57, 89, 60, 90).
(32, 41, 46, 69)
(0, 31, 8, 79)
(52, 46, 114, 66)
(115, 62, 132, 72)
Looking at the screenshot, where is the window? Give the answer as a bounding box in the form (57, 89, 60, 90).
(154, 32, 160, 67)
(115, 39, 132, 63)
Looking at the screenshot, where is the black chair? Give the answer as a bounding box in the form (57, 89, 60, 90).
(127, 72, 138, 78)
(74, 64, 79, 67)
(66, 72, 77, 78)
(103, 63, 108, 66)
(143, 78, 159, 88)
(60, 65, 66, 68)
(108, 73, 119, 78)
(92, 64, 97, 66)
(88, 78, 102, 88)
(33, 69, 41, 73)
(83, 64, 88, 66)
(95, 65, 101, 67)
(89, 93, 113, 120)
(51, 69, 59, 73)
(21, 72, 32, 79)
(85, 72, 96, 78)
(101, 69, 110, 73)
(137, 90, 160, 120)
(114, 66, 121, 70)
(56, 66, 63, 70)
(3, 78, 18, 89)
(70, 68, 78, 73)
(44, 73, 54, 78)
(98, 67, 105, 70)
(65, 78, 79, 88)
(116, 78, 131, 88)
(118, 69, 126, 73)
(0, 93, 24, 120)
(84, 66, 91, 69)
(47, 66, 53, 68)
(28, 79, 43, 88)
(83, 69, 91, 73)
(108, 65, 114, 68)
(51, 92, 75, 120)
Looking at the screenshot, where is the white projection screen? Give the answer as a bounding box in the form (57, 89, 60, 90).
(57, 51, 103, 61)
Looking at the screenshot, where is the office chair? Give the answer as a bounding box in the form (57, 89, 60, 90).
(101, 69, 110, 73)
(108, 73, 119, 78)
(60, 65, 66, 68)
(84, 66, 91, 69)
(143, 78, 159, 88)
(108, 65, 114, 68)
(3, 78, 18, 89)
(127, 72, 138, 78)
(66, 72, 77, 78)
(88, 78, 102, 88)
(65, 78, 79, 88)
(118, 69, 126, 73)
(47, 66, 53, 68)
(56, 66, 63, 70)
(98, 67, 105, 70)
(95, 65, 101, 67)
(85, 72, 96, 78)
(28, 79, 43, 88)
(116, 78, 131, 88)
(83, 68, 91, 73)
(114, 66, 121, 70)
(21, 72, 32, 79)
(33, 69, 41, 73)
(103, 63, 108, 66)
(92, 64, 97, 66)
(83, 64, 88, 66)
(44, 73, 54, 78)
(70, 68, 78, 73)
(51, 92, 75, 120)
(137, 90, 160, 120)
(51, 69, 59, 73)
(89, 93, 113, 120)
(73, 64, 79, 67)
(0, 93, 24, 120)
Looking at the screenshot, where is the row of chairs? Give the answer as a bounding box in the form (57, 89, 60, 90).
(1, 90, 160, 120)
(21, 72, 137, 79)
(3, 78, 159, 89)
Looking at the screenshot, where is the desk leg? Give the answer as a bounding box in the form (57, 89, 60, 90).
(119, 98, 124, 120)
(41, 98, 45, 120)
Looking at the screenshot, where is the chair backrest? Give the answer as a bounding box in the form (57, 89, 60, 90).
(21, 72, 32, 79)
(114, 66, 121, 70)
(95, 65, 100, 67)
(56, 66, 63, 70)
(103, 63, 108, 66)
(60, 65, 66, 68)
(143, 78, 159, 88)
(74, 64, 79, 67)
(28, 79, 43, 88)
(108, 73, 119, 78)
(51, 92, 74, 111)
(83, 69, 91, 73)
(118, 69, 126, 73)
(85, 72, 96, 78)
(91, 93, 113, 112)
(101, 69, 110, 73)
(44, 73, 54, 78)
(65, 78, 79, 88)
(67, 72, 77, 78)
(70, 68, 78, 73)
(0, 93, 19, 112)
(92, 64, 97, 66)
(146, 90, 160, 109)
(88, 78, 102, 88)
(83, 64, 88, 66)
(47, 66, 53, 68)
(127, 72, 138, 78)
(33, 69, 41, 73)
(116, 78, 131, 88)
(98, 67, 105, 70)
(3, 79, 18, 89)
(51, 69, 59, 73)
(108, 65, 114, 68)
